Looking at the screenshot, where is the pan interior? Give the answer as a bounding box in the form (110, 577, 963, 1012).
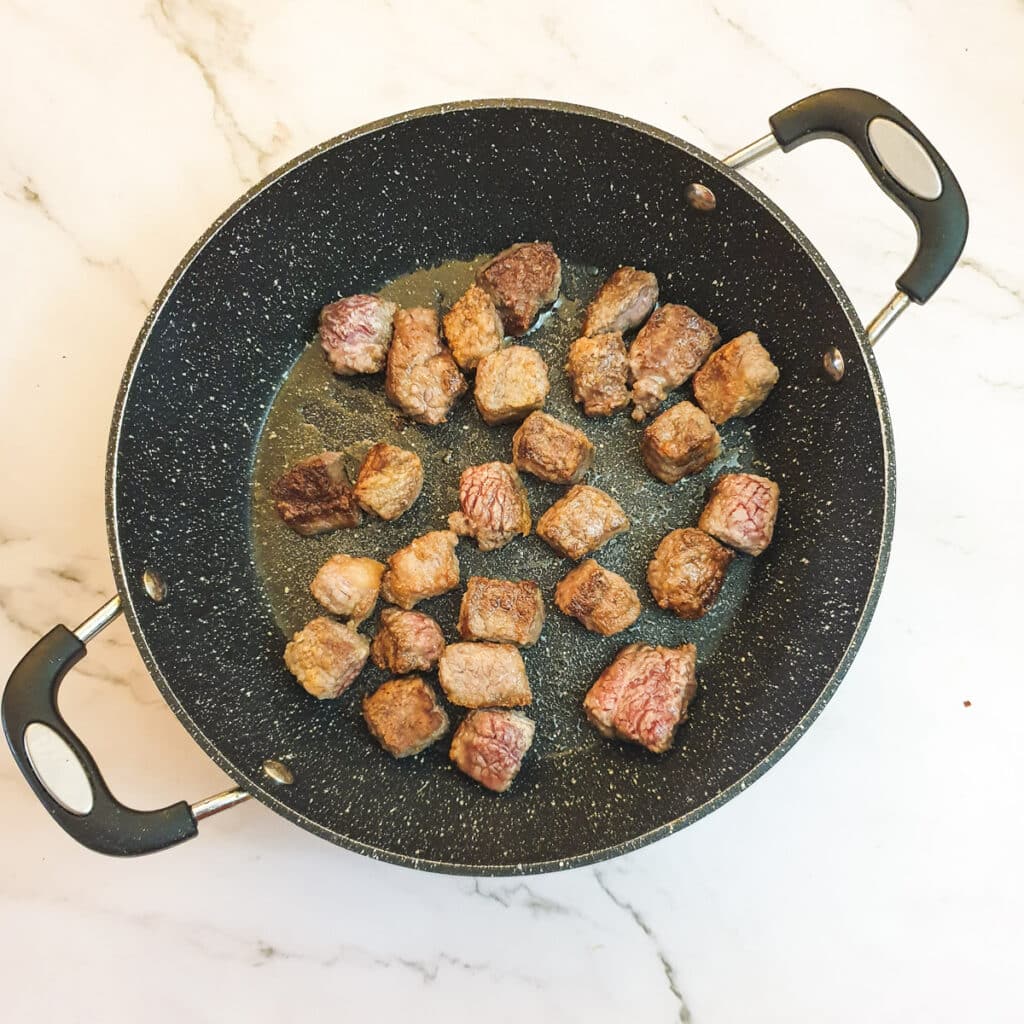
(110, 103, 888, 872)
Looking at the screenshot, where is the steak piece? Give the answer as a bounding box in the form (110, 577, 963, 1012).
(283, 617, 369, 699)
(583, 642, 697, 753)
(583, 267, 659, 336)
(641, 401, 721, 483)
(271, 452, 361, 536)
(443, 285, 505, 370)
(536, 484, 629, 560)
(647, 527, 733, 620)
(629, 304, 720, 420)
(385, 306, 467, 425)
(362, 676, 449, 758)
(448, 462, 531, 551)
(309, 554, 385, 625)
(565, 332, 630, 417)
(476, 241, 561, 336)
(450, 709, 536, 792)
(354, 443, 423, 521)
(458, 577, 545, 646)
(437, 642, 532, 707)
(474, 345, 550, 425)
(698, 473, 780, 556)
(511, 411, 594, 485)
(370, 607, 446, 674)
(692, 331, 780, 424)
(554, 559, 641, 636)
(319, 293, 397, 375)
(380, 530, 461, 609)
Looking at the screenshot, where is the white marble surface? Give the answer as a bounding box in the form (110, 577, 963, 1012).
(1, 1, 1022, 1020)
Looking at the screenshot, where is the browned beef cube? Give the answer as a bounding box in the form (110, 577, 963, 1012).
(443, 285, 505, 370)
(698, 473, 780, 556)
(309, 554, 385, 625)
(692, 331, 780, 424)
(354, 443, 423, 521)
(647, 528, 733, 620)
(583, 267, 659, 336)
(536, 485, 629, 560)
(583, 643, 697, 753)
(458, 577, 545, 646)
(476, 242, 561, 336)
(319, 294, 397, 375)
(511, 411, 594, 485)
(565, 332, 630, 417)
(380, 530, 460, 609)
(449, 709, 536, 792)
(385, 307, 467, 425)
(283, 617, 369, 699)
(554, 559, 641, 636)
(370, 607, 446, 674)
(448, 462, 531, 551)
(474, 345, 550, 425)
(271, 453, 361, 536)
(362, 677, 449, 758)
(437, 642, 532, 708)
(641, 401, 721, 483)
(629, 304, 720, 420)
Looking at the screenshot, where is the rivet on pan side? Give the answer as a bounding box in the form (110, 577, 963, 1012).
(684, 183, 716, 211)
(263, 759, 295, 784)
(823, 347, 846, 381)
(141, 569, 167, 602)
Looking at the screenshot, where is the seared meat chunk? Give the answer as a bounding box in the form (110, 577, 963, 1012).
(448, 462, 531, 551)
(699, 473, 780, 556)
(641, 401, 721, 483)
(271, 452, 361, 536)
(692, 331, 780, 424)
(565, 332, 630, 417)
(583, 267, 659, 336)
(371, 607, 446, 674)
(554, 559, 641, 636)
(443, 285, 505, 370)
(458, 577, 545, 646)
(476, 241, 561, 337)
(450, 709, 535, 792)
(536, 484, 629, 560)
(385, 307, 467, 425)
(354, 443, 423, 521)
(474, 345, 550, 425)
(309, 554, 384, 624)
(380, 530, 461, 609)
(511, 411, 594, 485)
(362, 676, 449, 758)
(584, 643, 697, 753)
(284, 617, 369, 699)
(647, 527, 733, 620)
(319, 294, 397, 376)
(438, 642, 532, 707)
(629, 304, 720, 420)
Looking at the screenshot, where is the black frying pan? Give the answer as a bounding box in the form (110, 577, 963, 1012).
(3, 89, 967, 874)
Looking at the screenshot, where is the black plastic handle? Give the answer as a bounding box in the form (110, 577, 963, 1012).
(769, 88, 968, 304)
(2, 625, 198, 856)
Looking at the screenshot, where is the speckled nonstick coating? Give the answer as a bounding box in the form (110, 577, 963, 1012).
(107, 101, 894, 874)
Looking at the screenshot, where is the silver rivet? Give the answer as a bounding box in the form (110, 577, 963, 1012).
(823, 347, 845, 381)
(263, 759, 294, 784)
(684, 183, 717, 211)
(141, 569, 167, 602)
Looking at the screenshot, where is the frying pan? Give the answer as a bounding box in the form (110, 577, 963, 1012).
(2, 89, 967, 873)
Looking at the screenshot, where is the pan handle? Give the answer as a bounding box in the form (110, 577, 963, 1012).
(724, 88, 968, 342)
(1, 596, 249, 856)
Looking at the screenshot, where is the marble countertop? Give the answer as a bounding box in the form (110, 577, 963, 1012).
(2, 2, 1021, 1021)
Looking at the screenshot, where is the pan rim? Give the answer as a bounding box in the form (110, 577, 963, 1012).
(105, 98, 895, 875)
